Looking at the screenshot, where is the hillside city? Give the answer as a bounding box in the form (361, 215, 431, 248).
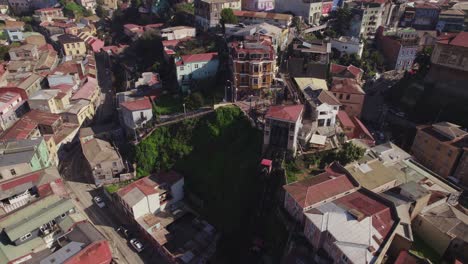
(0, 0, 467, 263)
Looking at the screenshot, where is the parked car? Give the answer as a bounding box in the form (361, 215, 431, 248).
(130, 238, 144, 253)
(117, 226, 133, 239)
(93, 196, 105, 208)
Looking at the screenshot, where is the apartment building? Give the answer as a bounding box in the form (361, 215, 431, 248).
(81, 138, 126, 185)
(57, 34, 87, 57)
(263, 105, 303, 155)
(229, 36, 275, 95)
(302, 88, 341, 129)
(241, 0, 274, 11)
(194, 0, 241, 30)
(330, 36, 364, 58)
(399, 2, 440, 30)
(119, 97, 153, 136)
(275, 0, 322, 25)
(233, 10, 292, 27)
(0, 137, 51, 181)
(349, 0, 389, 40)
(283, 162, 360, 223)
(28, 89, 71, 114)
(62, 99, 95, 126)
(376, 27, 419, 71)
(330, 77, 365, 117)
(0, 91, 28, 131)
(8, 44, 39, 61)
(411, 122, 468, 182)
(303, 190, 398, 264)
(431, 32, 468, 73)
(175, 52, 219, 91)
(437, 9, 465, 32)
(161, 26, 196, 40)
(116, 171, 184, 219)
(33, 7, 64, 22)
(3, 20, 25, 42)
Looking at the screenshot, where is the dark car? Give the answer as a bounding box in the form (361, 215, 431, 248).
(117, 226, 133, 239)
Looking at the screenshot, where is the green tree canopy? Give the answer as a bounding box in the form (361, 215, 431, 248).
(220, 8, 237, 25)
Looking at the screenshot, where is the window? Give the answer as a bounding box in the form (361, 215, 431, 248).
(194, 64, 199, 69)
(341, 255, 349, 263)
(346, 94, 351, 100)
(180, 66, 184, 71)
(339, 94, 343, 99)
(61, 213, 67, 218)
(289, 136, 294, 140)
(20, 233, 32, 241)
(319, 111, 327, 115)
(10, 169, 16, 176)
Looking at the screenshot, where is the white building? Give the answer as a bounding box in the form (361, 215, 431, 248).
(175, 52, 219, 91)
(3, 20, 25, 42)
(349, 0, 388, 40)
(331, 36, 364, 58)
(275, 0, 322, 25)
(161, 26, 196, 41)
(303, 88, 341, 128)
(116, 172, 184, 219)
(119, 97, 153, 135)
(264, 105, 304, 155)
(76, 0, 96, 12)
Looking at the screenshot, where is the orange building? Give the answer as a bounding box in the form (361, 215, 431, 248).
(229, 35, 275, 97)
(411, 122, 468, 181)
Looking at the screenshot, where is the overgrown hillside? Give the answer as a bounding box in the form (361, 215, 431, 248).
(134, 106, 263, 262)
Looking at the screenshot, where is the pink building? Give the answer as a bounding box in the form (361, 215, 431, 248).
(303, 190, 398, 263)
(330, 77, 366, 117)
(0, 91, 27, 131)
(242, 0, 274, 11)
(283, 162, 360, 223)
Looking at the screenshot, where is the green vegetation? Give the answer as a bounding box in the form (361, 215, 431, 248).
(134, 118, 197, 176)
(174, 2, 194, 14)
(284, 143, 365, 183)
(175, 106, 263, 262)
(0, 46, 10, 61)
(332, 48, 385, 79)
(153, 94, 184, 115)
(409, 235, 441, 263)
(220, 8, 238, 25)
(61, 0, 92, 18)
(104, 180, 133, 193)
(175, 37, 217, 56)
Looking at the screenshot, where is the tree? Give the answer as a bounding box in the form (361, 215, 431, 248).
(96, 4, 110, 17)
(336, 142, 365, 165)
(0, 46, 10, 61)
(184, 92, 204, 110)
(220, 8, 237, 26)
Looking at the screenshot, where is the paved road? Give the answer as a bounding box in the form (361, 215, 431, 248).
(95, 52, 116, 124)
(60, 145, 169, 264)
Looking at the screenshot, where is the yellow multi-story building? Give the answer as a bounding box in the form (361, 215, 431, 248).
(229, 35, 275, 97)
(57, 34, 87, 57)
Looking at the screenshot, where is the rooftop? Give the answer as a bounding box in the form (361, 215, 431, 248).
(57, 34, 84, 44)
(345, 158, 402, 191)
(303, 88, 341, 108)
(283, 162, 358, 209)
(304, 190, 396, 264)
(29, 89, 61, 101)
(437, 32, 468, 48)
(117, 176, 159, 207)
(24, 109, 62, 126)
(0, 137, 45, 167)
(330, 78, 365, 94)
(265, 105, 303, 123)
(71, 77, 98, 101)
(120, 97, 152, 111)
(81, 138, 121, 167)
(0, 195, 74, 242)
(4, 20, 25, 30)
(420, 202, 468, 242)
(330, 63, 364, 79)
(233, 10, 292, 21)
(176, 52, 218, 66)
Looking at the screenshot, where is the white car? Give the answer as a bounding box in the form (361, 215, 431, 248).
(93, 196, 105, 208)
(130, 238, 144, 253)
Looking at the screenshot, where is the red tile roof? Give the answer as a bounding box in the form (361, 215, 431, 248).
(0, 171, 41, 191)
(64, 240, 112, 264)
(331, 78, 365, 94)
(120, 97, 152, 111)
(330, 63, 363, 79)
(117, 176, 158, 197)
(265, 105, 303, 122)
(71, 77, 97, 101)
(442, 32, 468, 48)
(283, 163, 357, 208)
(0, 118, 38, 140)
(394, 251, 419, 264)
(335, 191, 394, 237)
(24, 109, 61, 126)
(176, 52, 218, 66)
(337, 110, 355, 128)
(352, 116, 375, 145)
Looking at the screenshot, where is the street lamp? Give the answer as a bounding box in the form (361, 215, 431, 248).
(182, 103, 186, 117)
